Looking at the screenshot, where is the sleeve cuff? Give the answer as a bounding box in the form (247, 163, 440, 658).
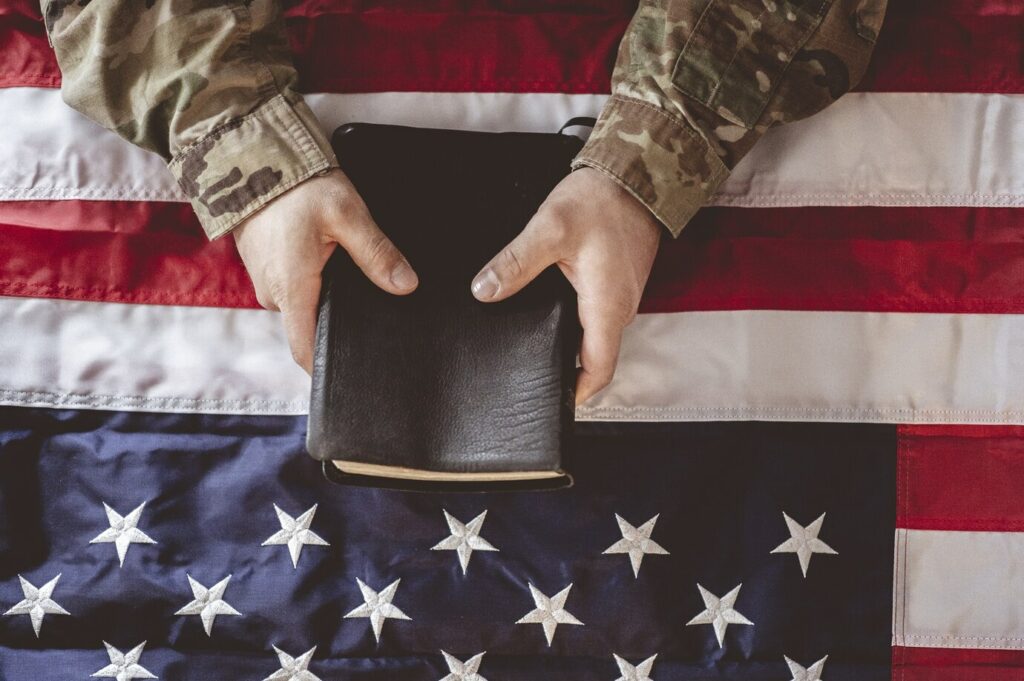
(569, 94, 729, 237)
(168, 93, 339, 240)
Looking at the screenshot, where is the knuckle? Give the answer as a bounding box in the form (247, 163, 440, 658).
(318, 181, 354, 211)
(318, 185, 365, 227)
(539, 200, 576, 240)
(254, 289, 275, 310)
(499, 245, 525, 279)
(363, 231, 396, 268)
(266, 277, 288, 308)
(536, 227, 569, 257)
(253, 275, 284, 311)
(289, 343, 310, 368)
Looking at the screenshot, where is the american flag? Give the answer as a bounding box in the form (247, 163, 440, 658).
(0, 1, 1022, 679)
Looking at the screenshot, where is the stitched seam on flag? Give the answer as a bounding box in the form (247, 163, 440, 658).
(900, 431, 910, 675)
(0, 389, 306, 412)
(898, 518, 1024, 531)
(0, 282, 255, 306)
(711, 195, 1024, 205)
(3, 189, 1024, 205)
(902, 634, 1024, 644)
(577, 406, 1024, 417)
(0, 188, 187, 201)
(6, 393, 1024, 420)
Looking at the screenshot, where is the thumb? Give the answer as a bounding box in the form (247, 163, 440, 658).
(471, 222, 561, 302)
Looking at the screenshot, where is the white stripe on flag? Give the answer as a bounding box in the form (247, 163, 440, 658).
(894, 528, 1024, 651)
(1, 88, 1022, 208)
(2, 296, 1024, 423)
(581, 310, 1024, 423)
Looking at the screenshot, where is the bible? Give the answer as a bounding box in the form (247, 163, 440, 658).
(306, 122, 584, 491)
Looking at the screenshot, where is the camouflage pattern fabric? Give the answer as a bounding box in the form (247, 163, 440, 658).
(572, 0, 888, 236)
(42, 0, 886, 240)
(42, 0, 338, 240)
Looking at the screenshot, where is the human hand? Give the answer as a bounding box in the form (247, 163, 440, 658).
(471, 167, 662, 405)
(233, 169, 418, 373)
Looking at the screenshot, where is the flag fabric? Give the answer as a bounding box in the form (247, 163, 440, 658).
(0, 1, 1022, 679)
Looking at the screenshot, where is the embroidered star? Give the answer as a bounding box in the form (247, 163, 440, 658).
(174, 574, 241, 636)
(263, 646, 321, 681)
(770, 512, 838, 577)
(685, 583, 753, 648)
(603, 514, 669, 577)
(785, 655, 828, 681)
(343, 578, 411, 643)
(91, 641, 157, 680)
(440, 650, 488, 681)
(90, 502, 157, 567)
(262, 504, 329, 568)
(431, 510, 498, 575)
(515, 583, 583, 646)
(613, 654, 658, 681)
(3, 573, 70, 637)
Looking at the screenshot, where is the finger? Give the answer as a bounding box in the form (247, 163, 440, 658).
(331, 207, 418, 296)
(471, 218, 563, 302)
(574, 300, 625, 405)
(278, 274, 324, 375)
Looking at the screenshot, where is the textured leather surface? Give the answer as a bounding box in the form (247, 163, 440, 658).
(307, 123, 582, 481)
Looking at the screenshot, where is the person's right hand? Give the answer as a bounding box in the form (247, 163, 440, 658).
(232, 168, 419, 374)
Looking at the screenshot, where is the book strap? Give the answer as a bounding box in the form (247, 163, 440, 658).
(557, 116, 598, 135)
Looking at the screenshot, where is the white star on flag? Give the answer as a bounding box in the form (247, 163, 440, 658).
(603, 514, 669, 577)
(263, 646, 321, 681)
(515, 583, 583, 646)
(343, 578, 411, 643)
(262, 504, 330, 568)
(431, 510, 498, 575)
(771, 512, 838, 577)
(90, 502, 157, 567)
(3, 573, 70, 637)
(174, 574, 241, 636)
(613, 654, 658, 681)
(685, 583, 753, 648)
(91, 641, 157, 680)
(785, 655, 828, 681)
(439, 650, 488, 681)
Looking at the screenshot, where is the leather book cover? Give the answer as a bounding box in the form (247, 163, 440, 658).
(306, 122, 583, 490)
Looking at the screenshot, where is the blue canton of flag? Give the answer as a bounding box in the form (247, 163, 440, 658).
(0, 410, 894, 679)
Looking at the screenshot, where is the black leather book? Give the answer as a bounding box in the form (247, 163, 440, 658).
(306, 122, 583, 491)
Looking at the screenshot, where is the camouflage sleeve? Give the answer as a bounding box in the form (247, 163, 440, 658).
(571, 0, 888, 237)
(41, 0, 339, 240)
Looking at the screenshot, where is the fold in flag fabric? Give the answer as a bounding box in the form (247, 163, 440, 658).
(1, 1, 1023, 679)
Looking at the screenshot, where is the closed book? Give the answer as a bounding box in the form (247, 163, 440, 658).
(306, 122, 583, 491)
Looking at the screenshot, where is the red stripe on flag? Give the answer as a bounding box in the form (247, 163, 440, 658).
(0, 199, 197, 234)
(0, 208, 257, 307)
(863, 0, 1024, 95)
(1, 0, 1021, 94)
(894, 646, 1024, 681)
(286, 7, 629, 94)
(0, 3, 59, 88)
(897, 425, 1024, 532)
(5, 202, 1024, 312)
(643, 206, 1024, 314)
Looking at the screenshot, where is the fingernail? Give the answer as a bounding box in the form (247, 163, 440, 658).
(390, 260, 418, 291)
(471, 269, 501, 300)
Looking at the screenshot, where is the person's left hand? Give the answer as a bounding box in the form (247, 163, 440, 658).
(471, 166, 662, 405)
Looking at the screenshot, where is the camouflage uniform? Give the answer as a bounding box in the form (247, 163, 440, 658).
(42, 0, 886, 240)
(572, 0, 888, 235)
